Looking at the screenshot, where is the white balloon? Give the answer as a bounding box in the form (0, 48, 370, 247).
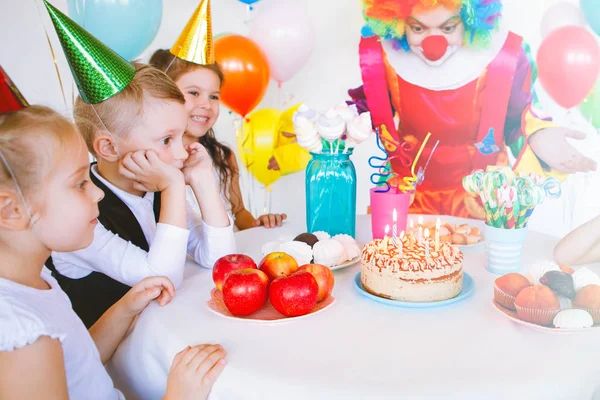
(540, 2, 586, 39)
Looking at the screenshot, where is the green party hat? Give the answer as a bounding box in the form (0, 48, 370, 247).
(43, 1, 135, 104)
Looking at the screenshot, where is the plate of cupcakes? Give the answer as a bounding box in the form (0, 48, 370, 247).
(492, 260, 600, 333)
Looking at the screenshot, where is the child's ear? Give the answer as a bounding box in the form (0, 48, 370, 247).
(93, 135, 119, 162)
(0, 192, 31, 230)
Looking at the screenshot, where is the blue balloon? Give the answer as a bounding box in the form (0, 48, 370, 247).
(67, 0, 163, 61)
(581, 0, 600, 36)
(238, 0, 261, 4)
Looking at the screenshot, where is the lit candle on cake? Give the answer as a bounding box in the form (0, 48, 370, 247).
(399, 231, 405, 258)
(408, 219, 415, 247)
(418, 226, 423, 243)
(380, 225, 390, 251)
(424, 228, 430, 261)
(392, 209, 398, 247)
(435, 218, 440, 251)
(418, 216, 424, 227)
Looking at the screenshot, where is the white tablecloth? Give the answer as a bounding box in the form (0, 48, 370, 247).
(108, 215, 600, 400)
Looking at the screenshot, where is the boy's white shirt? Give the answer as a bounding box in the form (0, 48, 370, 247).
(51, 165, 236, 288)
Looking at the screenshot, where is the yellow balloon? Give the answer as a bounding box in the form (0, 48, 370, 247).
(238, 103, 306, 187)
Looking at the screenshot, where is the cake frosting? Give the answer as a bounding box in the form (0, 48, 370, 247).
(361, 236, 464, 302)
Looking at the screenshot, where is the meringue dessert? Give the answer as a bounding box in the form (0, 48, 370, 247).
(316, 109, 345, 142)
(553, 309, 594, 329)
(313, 239, 346, 267)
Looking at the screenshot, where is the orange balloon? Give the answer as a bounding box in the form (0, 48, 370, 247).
(214, 34, 270, 117)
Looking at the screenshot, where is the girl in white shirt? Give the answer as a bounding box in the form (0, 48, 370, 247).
(0, 106, 226, 399)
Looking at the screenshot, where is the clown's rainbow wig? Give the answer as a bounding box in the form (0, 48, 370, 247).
(363, 0, 502, 49)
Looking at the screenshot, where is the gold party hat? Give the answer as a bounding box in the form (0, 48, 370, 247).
(170, 0, 214, 65)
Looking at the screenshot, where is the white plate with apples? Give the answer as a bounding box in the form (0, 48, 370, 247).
(210, 254, 336, 323)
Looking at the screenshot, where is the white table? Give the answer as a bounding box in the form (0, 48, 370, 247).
(108, 215, 600, 400)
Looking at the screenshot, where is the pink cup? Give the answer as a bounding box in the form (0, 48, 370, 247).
(369, 188, 411, 239)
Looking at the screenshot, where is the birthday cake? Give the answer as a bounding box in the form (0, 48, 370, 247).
(361, 235, 464, 302)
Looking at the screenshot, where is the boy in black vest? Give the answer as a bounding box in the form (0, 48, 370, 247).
(45, 14, 235, 328)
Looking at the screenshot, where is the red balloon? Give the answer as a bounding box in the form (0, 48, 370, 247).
(214, 34, 270, 117)
(537, 26, 600, 109)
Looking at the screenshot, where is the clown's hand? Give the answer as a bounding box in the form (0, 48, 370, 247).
(529, 128, 597, 173)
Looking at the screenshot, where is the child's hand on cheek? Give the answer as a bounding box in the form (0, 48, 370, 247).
(119, 150, 184, 192)
(121, 276, 175, 317)
(182, 143, 217, 187)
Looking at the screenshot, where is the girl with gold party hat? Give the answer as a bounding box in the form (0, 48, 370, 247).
(351, 0, 596, 218)
(150, 0, 306, 230)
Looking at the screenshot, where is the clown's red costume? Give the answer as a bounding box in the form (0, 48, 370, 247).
(350, 0, 563, 218)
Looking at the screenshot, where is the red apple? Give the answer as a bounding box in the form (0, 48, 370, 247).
(213, 254, 257, 291)
(259, 252, 298, 281)
(269, 270, 318, 317)
(298, 264, 335, 302)
(222, 269, 269, 316)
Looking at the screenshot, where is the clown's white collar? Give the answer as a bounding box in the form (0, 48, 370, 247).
(381, 27, 510, 91)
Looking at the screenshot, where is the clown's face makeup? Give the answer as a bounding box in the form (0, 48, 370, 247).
(406, 6, 464, 66)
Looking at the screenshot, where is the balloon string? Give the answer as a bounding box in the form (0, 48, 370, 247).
(33, 0, 68, 111)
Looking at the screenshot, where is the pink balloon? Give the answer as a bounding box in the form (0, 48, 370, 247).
(249, 1, 316, 84)
(537, 26, 600, 109)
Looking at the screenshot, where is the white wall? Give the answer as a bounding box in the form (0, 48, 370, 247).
(1, 0, 599, 237)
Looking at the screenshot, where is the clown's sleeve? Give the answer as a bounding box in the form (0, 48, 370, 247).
(504, 45, 567, 180)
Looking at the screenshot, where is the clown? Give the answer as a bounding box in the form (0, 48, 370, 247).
(350, 0, 597, 218)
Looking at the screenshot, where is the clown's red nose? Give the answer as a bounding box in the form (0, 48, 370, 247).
(421, 35, 449, 61)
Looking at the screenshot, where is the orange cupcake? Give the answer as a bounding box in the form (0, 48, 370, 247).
(494, 273, 532, 310)
(574, 284, 600, 324)
(514, 285, 560, 326)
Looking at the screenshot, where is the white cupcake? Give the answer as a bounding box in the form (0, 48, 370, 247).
(312, 231, 331, 241)
(553, 309, 594, 329)
(279, 241, 313, 267)
(332, 234, 361, 261)
(313, 239, 346, 267)
(316, 109, 345, 142)
(527, 260, 561, 285)
(572, 267, 600, 292)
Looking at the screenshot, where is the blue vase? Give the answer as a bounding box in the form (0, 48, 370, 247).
(305, 151, 357, 237)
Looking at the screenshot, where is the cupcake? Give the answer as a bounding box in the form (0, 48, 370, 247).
(573, 284, 600, 324)
(553, 309, 594, 329)
(494, 273, 532, 310)
(332, 234, 361, 261)
(313, 239, 346, 267)
(514, 285, 560, 326)
(572, 268, 600, 292)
